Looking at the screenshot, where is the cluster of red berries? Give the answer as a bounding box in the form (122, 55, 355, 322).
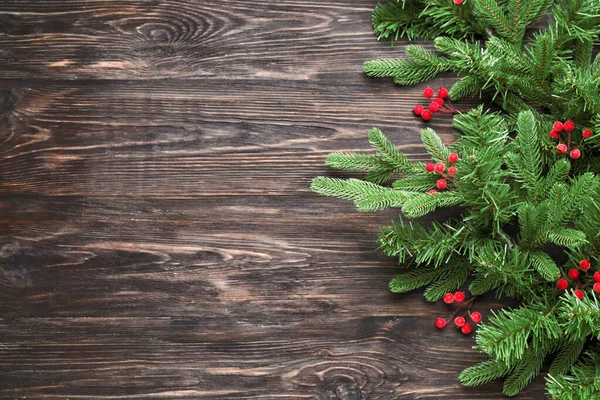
(425, 153, 459, 194)
(413, 87, 449, 121)
(556, 259, 600, 299)
(435, 291, 482, 335)
(550, 120, 593, 160)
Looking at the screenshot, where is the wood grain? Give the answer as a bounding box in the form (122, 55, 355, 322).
(0, 1, 545, 399)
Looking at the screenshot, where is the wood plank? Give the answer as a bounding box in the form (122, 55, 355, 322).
(0, 0, 545, 398)
(0, 79, 472, 198)
(0, 0, 391, 80)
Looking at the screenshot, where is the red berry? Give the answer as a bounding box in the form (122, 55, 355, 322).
(425, 162, 435, 172)
(594, 283, 600, 293)
(570, 149, 581, 159)
(428, 189, 438, 196)
(434, 163, 445, 173)
(575, 289, 584, 300)
(423, 87, 434, 98)
(594, 271, 600, 283)
(448, 166, 458, 177)
(443, 293, 454, 304)
(583, 130, 593, 139)
(429, 102, 440, 113)
(550, 130, 561, 140)
(421, 110, 432, 121)
(568, 269, 580, 280)
(556, 143, 568, 154)
(435, 97, 444, 106)
(564, 121, 575, 132)
(557, 278, 568, 290)
(438, 87, 449, 98)
(580, 259, 591, 270)
(470, 312, 482, 323)
(453, 0, 464, 4)
(413, 105, 424, 116)
(448, 153, 459, 163)
(461, 323, 472, 335)
(553, 121, 564, 132)
(436, 179, 447, 190)
(454, 291, 465, 302)
(435, 317, 446, 329)
(454, 316, 466, 327)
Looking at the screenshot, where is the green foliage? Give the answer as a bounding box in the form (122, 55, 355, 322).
(389, 265, 440, 293)
(310, 177, 416, 212)
(389, 261, 471, 302)
(460, 359, 512, 387)
(504, 111, 542, 198)
(549, 339, 585, 376)
(476, 305, 561, 366)
(547, 351, 600, 400)
(313, 108, 600, 397)
(366, 0, 600, 122)
(371, 0, 482, 45)
(423, 262, 470, 301)
(528, 251, 560, 281)
(314, 0, 600, 397)
(364, 46, 451, 85)
(503, 344, 550, 396)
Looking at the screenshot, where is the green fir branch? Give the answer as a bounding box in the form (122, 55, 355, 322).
(549, 339, 586, 376)
(460, 359, 512, 387)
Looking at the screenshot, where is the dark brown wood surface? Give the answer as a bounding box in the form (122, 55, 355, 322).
(0, 1, 545, 399)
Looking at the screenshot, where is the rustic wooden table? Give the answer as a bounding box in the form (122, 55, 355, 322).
(0, 1, 545, 399)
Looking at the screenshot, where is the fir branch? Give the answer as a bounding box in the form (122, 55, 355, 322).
(526, 31, 558, 80)
(542, 159, 571, 194)
(505, 111, 542, 197)
(368, 128, 416, 172)
(528, 251, 561, 281)
(476, 305, 561, 366)
(364, 46, 451, 85)
(421, 127, 451, 163)
(310, 177, 418, 212)
(471, 0, 513, 41)
(469, 274, 503, 296)
(423, 262, 471, 302)
(325, 152, 393, 172)
(549, 339, 586, 376)
(547, 228, 588, 248)
(547, 351, 600, 400)
(559, 293, 600, 339)
(509, 0, 553, 43)
(392, 173, 436, 191)
(371, 1, 428, 43)
(421, 0, 482, 38)
(389, 265, 442, 293)
(460, 359, 513, 387)
(379, 218, 429, 262)
(402, 191, 462, 218)
(503, 344, 550, 396)
(449, 74, 485, 101)
(379, 218, 472, 268)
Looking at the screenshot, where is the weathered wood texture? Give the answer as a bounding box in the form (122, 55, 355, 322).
(0, 1, 545, 399)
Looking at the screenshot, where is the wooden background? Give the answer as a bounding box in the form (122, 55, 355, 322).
(0, 1, 545, 399)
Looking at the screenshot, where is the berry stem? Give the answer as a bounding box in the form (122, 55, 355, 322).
(438, 101, 469, 114)
(446, 296, 478, 322)
(580, 279, 594, 289)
